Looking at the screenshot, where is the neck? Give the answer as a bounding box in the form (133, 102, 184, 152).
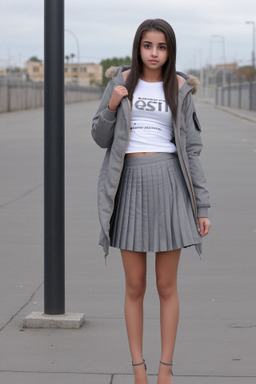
(141, 67, 163, 82)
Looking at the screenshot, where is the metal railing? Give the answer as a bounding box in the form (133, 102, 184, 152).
(0, 78, 103, 113)
(215, 81, 256, 111)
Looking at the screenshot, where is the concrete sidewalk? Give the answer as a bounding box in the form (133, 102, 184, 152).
(196, 97, 256, 123)
(0, 101, 256, 383)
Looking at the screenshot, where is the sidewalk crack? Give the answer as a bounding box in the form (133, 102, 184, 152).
(0, 281, 43, 331)
(0, 182, 43, 209)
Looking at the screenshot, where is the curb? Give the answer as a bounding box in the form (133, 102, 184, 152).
(196, 98, 256, 123)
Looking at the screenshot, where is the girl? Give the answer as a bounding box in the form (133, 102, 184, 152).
(92, 19, 211, 384)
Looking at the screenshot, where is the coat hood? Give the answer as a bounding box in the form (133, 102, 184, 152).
(105, 66, 121, 79)
(186, 74, 200, 94)
(105, 66, 200, 94)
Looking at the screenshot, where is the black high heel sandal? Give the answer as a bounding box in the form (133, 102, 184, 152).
(160, 360, 174, 375)
(132, 359, 147, 371)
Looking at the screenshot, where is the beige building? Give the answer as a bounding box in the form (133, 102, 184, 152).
(26, 60, 44, 82)
(0, 67, 7, 76)
(213, 62, 238, 73)
(26, 60, 102, 86)
(64, 63, 103, 86)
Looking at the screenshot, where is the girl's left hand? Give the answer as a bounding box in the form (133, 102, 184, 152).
(198, 217, 211, 237)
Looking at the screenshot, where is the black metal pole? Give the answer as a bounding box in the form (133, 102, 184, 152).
(44, 0, 65, 314)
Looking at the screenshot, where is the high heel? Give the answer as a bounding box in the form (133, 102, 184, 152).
(132, 359, 147, 371)
(159, 360, 174, 375)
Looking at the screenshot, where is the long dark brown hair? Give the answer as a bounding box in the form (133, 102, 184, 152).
(125, 19, 178, 121)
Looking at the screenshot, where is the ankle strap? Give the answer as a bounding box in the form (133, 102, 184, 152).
(132, 359, 147, 371)
(160, 360, 174, 366)
(160, 360, 174, 375)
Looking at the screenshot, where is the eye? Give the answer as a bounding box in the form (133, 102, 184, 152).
(159, 45, 166, 50)
(143, 44, 151, 49)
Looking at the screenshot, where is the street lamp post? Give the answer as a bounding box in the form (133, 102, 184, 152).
(245, 21, 255, 80)
(23, 0, 85, 329)
(65, 29, 80, 84)
(211, 35, 226, 86)
(196, 49, 203, 88)
(44, 0, 65, 315)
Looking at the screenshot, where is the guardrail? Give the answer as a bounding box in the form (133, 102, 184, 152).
(215, 81, 256, 111)
(0, 79, 103, 113)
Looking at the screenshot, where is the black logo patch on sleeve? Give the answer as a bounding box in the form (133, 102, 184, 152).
(193, 112, 202, 132)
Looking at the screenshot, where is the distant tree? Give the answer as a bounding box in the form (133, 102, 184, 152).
(70, 53, 76, 63)
(65, 55, 70, 64)
(28, 56, 42, 62)
(100, 56, 132, 86)
(237, 66, 255, 82)
(7, 66, 21, 73)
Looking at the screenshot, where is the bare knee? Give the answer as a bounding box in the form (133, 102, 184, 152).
(156, 277, 177, 301)
(126, 278, 146, 301)
(122, 250, 146, 301)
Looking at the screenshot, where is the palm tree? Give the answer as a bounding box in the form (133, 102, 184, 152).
(70, 53, 75, 64)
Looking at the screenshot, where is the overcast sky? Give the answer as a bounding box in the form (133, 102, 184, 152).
(0, 0, 255, 72)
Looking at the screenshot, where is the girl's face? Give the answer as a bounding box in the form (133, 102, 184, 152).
(139, 30, 168, 73)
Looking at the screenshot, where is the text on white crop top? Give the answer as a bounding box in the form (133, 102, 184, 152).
(126, 79, 177, 154)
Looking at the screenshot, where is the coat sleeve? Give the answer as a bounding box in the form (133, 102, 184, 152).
(91, 80, 117, 148)
(184, 93, 210, 218)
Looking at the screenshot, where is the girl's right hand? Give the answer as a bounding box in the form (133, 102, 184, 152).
(108, 86, 128, 111)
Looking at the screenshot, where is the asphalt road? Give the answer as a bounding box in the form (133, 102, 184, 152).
(0, 100, 255, 383)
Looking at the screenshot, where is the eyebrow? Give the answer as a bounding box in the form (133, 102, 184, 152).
(142, 40, 167, 45)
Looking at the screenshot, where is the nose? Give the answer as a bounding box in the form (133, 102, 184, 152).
(152, 47, 158, 57)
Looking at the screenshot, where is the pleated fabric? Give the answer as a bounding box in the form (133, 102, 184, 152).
(110, 153, 202, 255)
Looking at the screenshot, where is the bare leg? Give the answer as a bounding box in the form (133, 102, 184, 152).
(155, 249, 181, 384)
(121, 249, 148, 384)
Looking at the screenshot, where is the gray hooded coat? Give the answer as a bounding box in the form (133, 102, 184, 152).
(92, 66, 210, 257)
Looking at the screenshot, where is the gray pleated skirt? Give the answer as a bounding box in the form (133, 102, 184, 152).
(110, 153, 202, 255)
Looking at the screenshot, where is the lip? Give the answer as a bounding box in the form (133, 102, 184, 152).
(149, 60, 159, 64)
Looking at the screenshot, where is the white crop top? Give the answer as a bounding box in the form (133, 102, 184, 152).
(126, 79, 177, 154)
